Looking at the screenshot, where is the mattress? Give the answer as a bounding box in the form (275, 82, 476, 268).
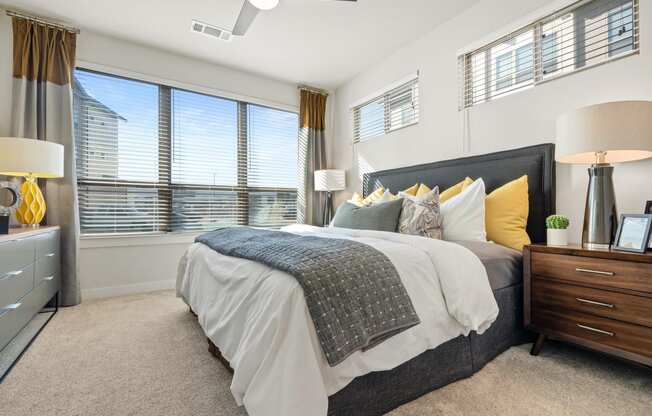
(456, 241, 523, 290)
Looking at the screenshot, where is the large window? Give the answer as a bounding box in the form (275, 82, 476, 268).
(74, 69, 299, 235)
(459, 0, 638, 109)
(352, 76, 419, 143)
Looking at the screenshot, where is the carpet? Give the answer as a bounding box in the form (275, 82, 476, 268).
(0, 290, 650, 416)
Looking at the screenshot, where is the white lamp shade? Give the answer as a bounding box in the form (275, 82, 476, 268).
(0, 137, 64, 178)
(314, 170, 345, 192)
(556, 101, 652, 164)
(248, 0, 279, 10)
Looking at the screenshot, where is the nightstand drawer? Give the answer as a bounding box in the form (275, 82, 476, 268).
(532, 252, 652, 294)
(532, 308, 652, 359)
(532, 278, 652, 328)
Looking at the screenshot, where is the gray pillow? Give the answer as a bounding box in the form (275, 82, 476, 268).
(332, 199, 403, 232)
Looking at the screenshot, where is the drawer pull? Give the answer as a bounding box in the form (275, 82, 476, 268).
(0, 270, 23, 281)
(0, 303, 21, 318)
(42, 275, 55, 282)
(577, 323, 614, 337)
(576, 298, 615, 308)
(575, 267, 615, 276)
(45, 252, 56, 257)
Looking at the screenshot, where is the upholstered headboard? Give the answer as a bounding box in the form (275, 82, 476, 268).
(362, 144, 556, 244)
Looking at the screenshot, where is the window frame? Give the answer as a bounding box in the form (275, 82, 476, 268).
(459, 0, 639, 110)
(352, 75, 419, 143)
(74, 67, 300, 237)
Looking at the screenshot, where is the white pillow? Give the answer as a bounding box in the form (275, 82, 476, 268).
(440, 178, 486, 242)
(371, 189, 397, 205)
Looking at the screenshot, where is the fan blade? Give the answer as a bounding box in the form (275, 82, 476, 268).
(233, 0, 259, 36)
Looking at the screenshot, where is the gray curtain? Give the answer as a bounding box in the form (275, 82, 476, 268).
(10, 17, 81, 306)
(298, 89, 327, 226)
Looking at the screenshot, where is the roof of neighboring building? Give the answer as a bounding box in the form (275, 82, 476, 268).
(73, 78, 126, 121)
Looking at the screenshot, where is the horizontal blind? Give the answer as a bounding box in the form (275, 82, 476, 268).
(169, 89, 240, 231)
(352, 77, 419, 143)
(74, 70, 169, 234)
(459, 0, 638, 109)
(74, 69, 299, 235)
(246, 104, 299, 228)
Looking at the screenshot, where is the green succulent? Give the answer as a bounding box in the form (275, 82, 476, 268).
(546, 215, 570, 230)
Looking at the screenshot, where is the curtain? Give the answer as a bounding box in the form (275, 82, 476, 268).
(298, 89, 328, 226)
(11, 17, 81, 306)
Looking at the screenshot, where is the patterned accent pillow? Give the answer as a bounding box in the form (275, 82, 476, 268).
(397, 186, 442, 239)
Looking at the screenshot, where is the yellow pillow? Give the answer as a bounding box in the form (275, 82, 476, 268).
(350, 187, 386, 207)
(416, 183, 431, 197)
(402, 183, 419, 196)
(485, 175, 531, 252)
(440, 177, 474, 203)
(350, 193, 366, 207)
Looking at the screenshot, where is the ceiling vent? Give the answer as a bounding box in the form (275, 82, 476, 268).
(191, 20, 232, 42)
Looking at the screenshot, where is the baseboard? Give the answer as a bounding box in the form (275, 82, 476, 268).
(81, 279, 176, 300)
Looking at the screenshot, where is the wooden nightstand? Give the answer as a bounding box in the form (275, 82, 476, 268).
(523, 244, 652, 367)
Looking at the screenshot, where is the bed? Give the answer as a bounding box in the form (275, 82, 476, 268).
(178, 143, 556, 416)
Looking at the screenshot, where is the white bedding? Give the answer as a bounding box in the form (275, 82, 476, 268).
(176, 225, 499, 416)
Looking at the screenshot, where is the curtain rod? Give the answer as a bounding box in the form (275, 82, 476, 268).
(5, 10, 80, 34)
(298, 85, 329, 96)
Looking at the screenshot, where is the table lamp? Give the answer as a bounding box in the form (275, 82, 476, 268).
(0, 137, 64, 227)
(556, 101, 652, 249)
(314, 169, 345, 225)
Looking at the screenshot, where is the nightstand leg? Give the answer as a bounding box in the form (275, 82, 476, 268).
(530, 334, 547, 356)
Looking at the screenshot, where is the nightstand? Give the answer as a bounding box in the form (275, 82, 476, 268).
(523, 244, 652, 367)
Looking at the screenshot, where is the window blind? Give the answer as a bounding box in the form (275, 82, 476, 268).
(459, 0, 638, 109)
(74, 69, 299, 235)
(352, 76, 419, 143)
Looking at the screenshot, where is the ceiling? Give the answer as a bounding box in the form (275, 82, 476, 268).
(2, 0, 479, 89)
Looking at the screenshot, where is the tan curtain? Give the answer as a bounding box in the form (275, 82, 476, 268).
(298, 89, 328, 226)
(11, 17, 81, 306)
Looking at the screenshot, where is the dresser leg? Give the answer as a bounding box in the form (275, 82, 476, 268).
(530, 334, 547, 356)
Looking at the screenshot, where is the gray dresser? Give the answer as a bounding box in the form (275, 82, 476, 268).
(0, 227, 60, 355)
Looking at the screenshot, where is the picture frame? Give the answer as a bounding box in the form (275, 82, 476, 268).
(613, 214, 652, 253)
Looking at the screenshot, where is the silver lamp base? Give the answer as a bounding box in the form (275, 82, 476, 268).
(582, 164, 617, 250)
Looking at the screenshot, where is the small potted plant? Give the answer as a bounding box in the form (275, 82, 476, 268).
(546, 215, 569, 246)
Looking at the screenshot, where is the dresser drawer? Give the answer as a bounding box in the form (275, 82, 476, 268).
(532, 252, 652, 294)
(35, 230, 59, 260)
(532, 278, 652, 328)
(0, 237, 35, 276)
(0, 263, 35, 309)
(532, 307, 652, 359)
(34, 253, 60, 289)
(0, 273, 56, 351)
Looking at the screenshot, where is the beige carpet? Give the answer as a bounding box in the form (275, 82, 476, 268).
(1, 291, 650, 416)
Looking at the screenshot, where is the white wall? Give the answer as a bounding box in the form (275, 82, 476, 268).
(0, 13, 301, 299)
(330, 0, 652, 244)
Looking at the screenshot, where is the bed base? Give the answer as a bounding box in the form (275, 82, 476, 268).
(195, 284, 531, 416)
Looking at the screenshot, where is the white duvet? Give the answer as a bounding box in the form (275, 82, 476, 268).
(176, 225, 499, 416)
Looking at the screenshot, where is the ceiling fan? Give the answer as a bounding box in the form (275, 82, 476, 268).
(232, 0, 357, 36)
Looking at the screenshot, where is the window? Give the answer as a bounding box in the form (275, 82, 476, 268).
(459, 0, 638, 109)
(352, 76, 419, 143)
(74, 69, 299, 235)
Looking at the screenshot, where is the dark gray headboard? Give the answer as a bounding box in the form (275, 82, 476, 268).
(363, 144, 556, 244)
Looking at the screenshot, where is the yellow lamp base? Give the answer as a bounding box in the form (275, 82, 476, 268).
(16, 176, 46, 226)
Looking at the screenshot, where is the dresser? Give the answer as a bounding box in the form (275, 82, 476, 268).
(0, 227, 60, 365)
(524, 244, 652, 367)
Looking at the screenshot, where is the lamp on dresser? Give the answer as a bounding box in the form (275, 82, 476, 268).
(314, 169, 345, 225)
(0, 137, 64, 227)
(556, 101, 652, 249)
